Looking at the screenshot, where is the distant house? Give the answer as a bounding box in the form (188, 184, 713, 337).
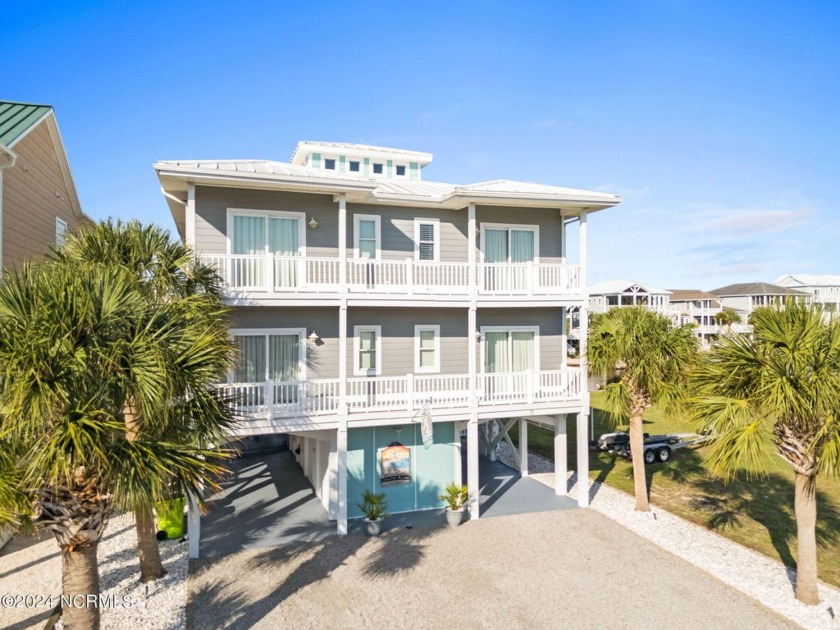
(0, 101, 90, 274)
(710, 282, 810, 321)
(665, 289, 736, 346)
(588, 279, 671, 314)
(775, 274, 840, 315)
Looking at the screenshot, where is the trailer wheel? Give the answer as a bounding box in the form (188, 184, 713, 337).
(657, 447, 671, 463)
(643, 449, 656, 465)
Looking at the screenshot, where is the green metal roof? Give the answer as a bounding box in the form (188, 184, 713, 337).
(0, 101, 52, 147)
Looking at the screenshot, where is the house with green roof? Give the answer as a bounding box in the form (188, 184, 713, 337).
(0, 100, 90, 274)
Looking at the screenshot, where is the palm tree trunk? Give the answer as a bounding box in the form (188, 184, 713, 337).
(136, 503, 167, 582)
(794, 472, 820, 604)
(628, 411, 650, 512)
(61, 542, 100, 630)
(125, 401, 168, 582)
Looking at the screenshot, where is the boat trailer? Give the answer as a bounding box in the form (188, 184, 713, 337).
(595, 431, 707, 464)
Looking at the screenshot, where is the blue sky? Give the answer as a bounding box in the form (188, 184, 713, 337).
(3, 1, 838, 290)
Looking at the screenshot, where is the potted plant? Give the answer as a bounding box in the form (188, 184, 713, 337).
(357, 489, 389, 536)
(439, 482, 469, 527)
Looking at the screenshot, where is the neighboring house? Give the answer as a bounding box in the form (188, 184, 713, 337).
(155, 140, 621, 537)
(588, 279, 671, 314)
(775, 274, 840, 316)
(0, 101, 89, 273)
(665, 289, 728, 347)
(710, 282, 811, 321)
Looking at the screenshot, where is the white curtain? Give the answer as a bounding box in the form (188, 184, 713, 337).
(269, 217, 300, 287)
(484, 229, 508, 263)
(234, 336, 265, 382)
(269, 334, 300, 381)
(511, 230, 534, 263)
(511, 331, 535, 371)
(233, 216, 265, 287)
(484, 332, 508, 373)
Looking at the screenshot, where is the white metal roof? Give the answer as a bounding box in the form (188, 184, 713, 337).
(775, 273, 840, 287)
(154, 158, 622, 210)
(588, 279, 671, 296)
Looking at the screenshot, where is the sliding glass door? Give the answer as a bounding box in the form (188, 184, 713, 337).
(232, 331, 303, 406)
(483, 329, 536, 397)
(232, 213, 302, 288)
(483, 227, 536, 291)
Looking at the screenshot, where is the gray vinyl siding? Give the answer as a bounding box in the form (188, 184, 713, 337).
(229, 307, 339, 379)
(476, 205, 564, 262)
(477, 308, 564, 372)
(193, 189, 566, 263)
(194, 187, 339, 257)
(347, 204, 468, 262)
(347, 308, 469, 377)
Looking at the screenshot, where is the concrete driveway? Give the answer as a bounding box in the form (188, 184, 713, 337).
(188, 507, 794, 629)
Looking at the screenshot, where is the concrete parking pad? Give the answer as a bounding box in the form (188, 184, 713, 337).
(188, 507, 795, 630)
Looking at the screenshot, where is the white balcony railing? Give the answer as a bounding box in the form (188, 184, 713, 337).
(222, 369, 581, 419)
(201, 254, 581, 297)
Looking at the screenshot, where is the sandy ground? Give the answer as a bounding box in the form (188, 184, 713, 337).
(187, 508, 796, 630)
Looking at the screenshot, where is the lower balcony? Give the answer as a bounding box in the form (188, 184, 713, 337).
(220, 369, 582, 430)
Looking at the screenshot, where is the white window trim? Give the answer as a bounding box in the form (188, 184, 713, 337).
(225, 209, 307, 256)
(414, 324, 441, 373)
(348, 159, 362, 173)
(370, 161, 385, 177)
(353, 325, 382, 376)
(479, 325, 540, 374)
(394, 162, 408, 177)
(414, 217, 440, 262)
(353, 214, 381, 260)
(55, 217, 68, 246)
(322, 155, 338, 171)
(479, 222, 540, 263)
(229, 327, 307, 383)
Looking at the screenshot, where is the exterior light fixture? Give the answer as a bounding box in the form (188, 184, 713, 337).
(308, 217, 319, 229)
(475, 330, 482, 341)
(308, 330, 321, 342)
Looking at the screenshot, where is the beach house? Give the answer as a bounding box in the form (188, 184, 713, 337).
(155, 141, 621, 535)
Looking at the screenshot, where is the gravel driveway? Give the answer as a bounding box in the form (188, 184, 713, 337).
(188, 508, 794, 630)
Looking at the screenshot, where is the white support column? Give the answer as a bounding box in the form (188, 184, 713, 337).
(185, 184, 196, 247)
(519, 418, 529, 476)
(467, 414, 480, 518)
(328, 431, 338, 519)
(560, 306, 568, 368)
(559, 212, 566, 263)
(337, 424, 348, 534)
(187, 491, 200, 559)
(0, 167, 4, 276)
(468, 203, 477, 293)
(554, 414, 568, 495)
(576, 411, 590, 507)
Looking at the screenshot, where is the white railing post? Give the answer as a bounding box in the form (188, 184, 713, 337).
(406, 373, 414, 412)
(266, 380, 274, 414)
(527, 370, 534, 404)
(266, 254, 274, 292)
(405, 258, 414, 295)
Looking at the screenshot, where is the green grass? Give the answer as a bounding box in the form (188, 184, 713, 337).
(508, 392, 840, 588)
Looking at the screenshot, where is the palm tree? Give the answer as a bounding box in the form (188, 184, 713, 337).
(588, 307, 699, 511)
(55, 220, 236, 582)
(691, 303, 840, 604)
(714, 308, 742, 333)
(0, 261, 231, 629)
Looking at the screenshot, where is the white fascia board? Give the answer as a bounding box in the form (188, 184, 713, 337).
(0, 144, 16, 168)
(154, 166, 379, 196)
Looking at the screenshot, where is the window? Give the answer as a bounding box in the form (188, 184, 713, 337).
(415, 325, 440, 373)
(227, 210, 305, 288)
(354, 214, 381, 259)
(481, 224, 539, 263)
(349, 160, 360, 172)
(395, 164, 406, 176)
(324, 158, 336, 170)
(56, 217, 67, 246)
(414, 218, 440, 262)
(372, 162, 384, 175)
(481, 326, 539, 373)
(354, 325, 382, 375)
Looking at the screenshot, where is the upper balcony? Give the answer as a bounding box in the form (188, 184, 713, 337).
(201, 254, 583, 305)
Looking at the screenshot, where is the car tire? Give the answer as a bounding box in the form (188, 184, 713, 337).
(657, 447, 671, 463)
(643, 449, 656, 465)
